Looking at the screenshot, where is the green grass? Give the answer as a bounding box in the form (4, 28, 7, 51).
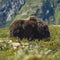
(0, 28, 9, 38)
(55, 9, 60, 24)
(0, 25, 60, 60)
(0, 0, 2, 2)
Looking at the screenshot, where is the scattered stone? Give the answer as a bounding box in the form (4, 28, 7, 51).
(11, 42, 20, 49)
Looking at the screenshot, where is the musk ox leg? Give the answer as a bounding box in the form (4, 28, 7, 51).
(45, 31, 50, 41)
(9, 30, 13, 37)
(43, 30, 50, 38)
(28, 34, 34, 41)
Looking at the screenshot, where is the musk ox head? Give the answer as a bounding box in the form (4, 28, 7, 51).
(9, 20, 25, 39)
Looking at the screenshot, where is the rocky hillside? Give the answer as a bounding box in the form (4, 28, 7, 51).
(0, 0, 25, 27)
(15, 0, 60, 24)
(0, 0, 60, 27)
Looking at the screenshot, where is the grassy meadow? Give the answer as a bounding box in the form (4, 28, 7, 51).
(0, 25, 60, 60)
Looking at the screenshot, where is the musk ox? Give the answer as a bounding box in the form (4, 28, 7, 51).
(9, 16, 50, 40)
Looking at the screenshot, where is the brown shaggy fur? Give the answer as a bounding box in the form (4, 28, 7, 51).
(9, 16, 50, 40)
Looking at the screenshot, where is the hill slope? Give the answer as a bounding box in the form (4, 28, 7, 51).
(0, 0, 25, 27)
(0, 0, 60, 27)
(14, 0, 60, 24)
(0, 25, 60, 60)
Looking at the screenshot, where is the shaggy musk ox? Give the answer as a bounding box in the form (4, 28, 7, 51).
(9, 16, 50, 40)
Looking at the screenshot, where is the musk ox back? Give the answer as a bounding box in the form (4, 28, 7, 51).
(9, 16, 50, 40)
